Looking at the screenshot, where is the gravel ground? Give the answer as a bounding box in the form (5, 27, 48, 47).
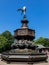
(0, 56, 49, 65)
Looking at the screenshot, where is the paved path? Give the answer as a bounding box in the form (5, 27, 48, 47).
(0, 56, 49, 65)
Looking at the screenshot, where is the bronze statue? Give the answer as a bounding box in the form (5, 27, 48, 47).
(18, 6, 26, 16)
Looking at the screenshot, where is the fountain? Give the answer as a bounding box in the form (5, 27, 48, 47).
(1, 6, 48, 63)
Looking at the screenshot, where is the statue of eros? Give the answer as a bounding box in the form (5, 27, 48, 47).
(17, 6, 26, 16)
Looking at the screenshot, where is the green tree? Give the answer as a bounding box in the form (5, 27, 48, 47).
(1, 31, 14, 50)
(35, 37, 44, 45)
(1, 31, 14, 45)
(43, 38, 49, 47)
(34, 37, 49, 47)
(0, 35, 8, 52)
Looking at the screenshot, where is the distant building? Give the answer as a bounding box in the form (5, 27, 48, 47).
(33, 44, 49, 54)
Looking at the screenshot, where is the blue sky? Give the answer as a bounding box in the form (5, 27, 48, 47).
(0, 0, 49, 39)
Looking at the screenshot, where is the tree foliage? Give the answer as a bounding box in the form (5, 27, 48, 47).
(1, 31, 14, 45)
(0, 30, 14, 52)
(0, 35, 8, 52)
(34, 37, 49, 47)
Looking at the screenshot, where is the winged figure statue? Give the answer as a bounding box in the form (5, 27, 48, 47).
(18, 6, 26, 15)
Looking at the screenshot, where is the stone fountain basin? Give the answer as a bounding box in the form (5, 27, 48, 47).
(1, 52, 48, 62)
